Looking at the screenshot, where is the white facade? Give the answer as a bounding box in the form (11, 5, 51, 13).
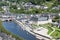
(37, 19, 52, 25)
(29, 19, 52, 25)
(34, 5, 40, 9)
(0, 37, 2, 40)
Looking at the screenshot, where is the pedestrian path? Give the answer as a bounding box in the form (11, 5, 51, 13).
(49, 27, 55, 35)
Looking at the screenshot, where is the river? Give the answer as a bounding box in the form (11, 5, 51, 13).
(2, 21, 37, 40)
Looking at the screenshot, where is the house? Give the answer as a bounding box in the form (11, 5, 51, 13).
(23, 2, 48, 10)
(29, 14, 52, 25)
(52, 5, 60, 10)
(17, 5, 21, 10)
(0, 32, 16, 40)
(58, 23, 60, 28)
(1, 6, 10, 13)
(11, 2, 16, 5)
(40, 5, 48, 9)
(34, 5, 40, 9)
(24, 2, 34, 7)
(29, 16, 38, 25)
(0, 36, 2, 40)
(51, 21, 60, 28)
(23, 2, 34, 10)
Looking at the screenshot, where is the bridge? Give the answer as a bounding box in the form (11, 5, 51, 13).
(0, 13, 28, 21)
(0, 14, 20, 21)
(0, 16, 15, 21)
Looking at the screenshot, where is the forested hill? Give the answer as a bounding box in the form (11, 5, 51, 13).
(4, 0, 60, 5)
(0, 0, 60, 14)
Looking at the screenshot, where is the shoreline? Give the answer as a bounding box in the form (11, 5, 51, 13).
(0, 20, 23, 40)
(15, 20, 52, 40)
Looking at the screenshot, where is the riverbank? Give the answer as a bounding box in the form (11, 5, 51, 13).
(15, 20, 52, 40)
(0, 20, 23, 40)
(15, 20, 33, 34)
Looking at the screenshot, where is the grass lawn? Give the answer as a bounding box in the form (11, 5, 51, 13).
(31, 24, 40, 29)
(50, 27, 60, 38)
(47, 27, 53, 34)
(51, 30, 60, 38)
(45, 0, 57, 8)
(45, 2, 53, 8)
(31, 23, 60, 39)
(10, 8, 17, 13)
(39, 24, 60, 38)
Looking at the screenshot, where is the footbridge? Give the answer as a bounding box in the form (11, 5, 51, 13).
(0, 14, 16, 21)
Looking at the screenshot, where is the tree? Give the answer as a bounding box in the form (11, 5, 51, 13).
(52, 15, 60, 22)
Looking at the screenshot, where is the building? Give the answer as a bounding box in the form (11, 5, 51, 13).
(2, 6, 9, 11)
(52, 5, 60, 10)
(51, 21, 60, 28)
(34, 5, 40, 9)
(23, 2, 48, 10)
(39, 5, 48, 9)
(1, 6, 10, 13)
(29, 14, 52, 25)
(0, 36, 3, 40)
(0, 32, 16, 40)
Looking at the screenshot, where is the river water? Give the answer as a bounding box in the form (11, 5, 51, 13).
(2, 21, 37, 40)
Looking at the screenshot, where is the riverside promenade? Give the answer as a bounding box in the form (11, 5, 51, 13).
(14, 19, 52, 40)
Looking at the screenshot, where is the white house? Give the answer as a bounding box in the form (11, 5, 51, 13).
(24, 2, 33, 7)
(1, 6, 9, 12)
(29, 15, 52, 25)
(0, 36, 2, 40)
(34, 5, 40, 9)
